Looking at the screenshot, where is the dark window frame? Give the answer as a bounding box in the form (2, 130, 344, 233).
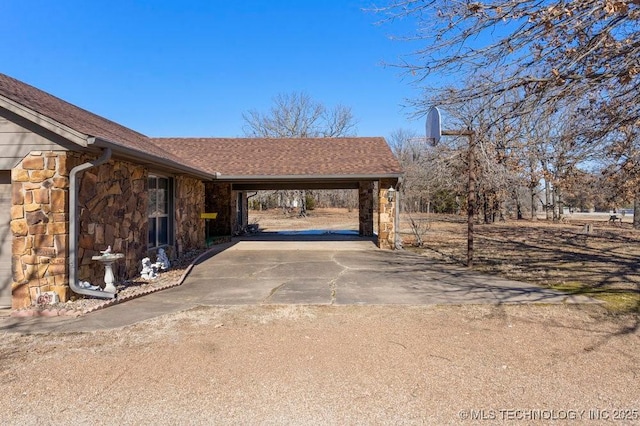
(148, 174, 174, 249)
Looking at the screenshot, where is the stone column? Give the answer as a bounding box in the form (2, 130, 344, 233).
(204, 182, 232, 236)
(358, 181, 374, 236)
(378, 179, 397, 250)
(175, 176, 206, 255)
(11, 151, 70, 309)
(231, 190, 248, 234)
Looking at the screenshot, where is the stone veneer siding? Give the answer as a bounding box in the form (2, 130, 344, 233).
(10, 151, 206, 309)
(378, 179, 396, 250)
(74, 154, 148, 290)
(235, 191, 248, 234)
(11, 151, 70, 309)
(204, 182, 232, 236)
(358, 181, 374, 237)
(174, 175, 206, 254)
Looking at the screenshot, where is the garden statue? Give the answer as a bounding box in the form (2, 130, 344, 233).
(156, 248, 171, 270)
(140, 257, 159, 280)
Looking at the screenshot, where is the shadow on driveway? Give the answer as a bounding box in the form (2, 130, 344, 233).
(0, 238, 597, 334)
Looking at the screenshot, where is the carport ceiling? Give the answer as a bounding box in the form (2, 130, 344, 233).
(150, 137, 403, 187)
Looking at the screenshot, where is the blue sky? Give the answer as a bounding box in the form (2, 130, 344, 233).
(1, 1, 427, 139)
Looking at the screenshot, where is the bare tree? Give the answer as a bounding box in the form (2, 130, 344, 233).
(375, 1, 640, 138)
(242, 92, 357, 138)
(602, 126, 640, 228)
(390, 128, 468, 244)
(242, 92, 359, 213)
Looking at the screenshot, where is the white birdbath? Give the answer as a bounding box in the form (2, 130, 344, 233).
(91, 253, 125, 293)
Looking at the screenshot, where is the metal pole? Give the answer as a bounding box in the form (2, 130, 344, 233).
(442, 130, 475, 268)
(467, 132, 475, 268)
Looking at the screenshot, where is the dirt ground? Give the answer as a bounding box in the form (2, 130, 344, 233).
(250, 207, 361, 232)
(1, 304, 639, 424)
(2, 208, 638, 424)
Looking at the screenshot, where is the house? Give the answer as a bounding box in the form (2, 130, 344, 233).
(0, 73, 402, 310)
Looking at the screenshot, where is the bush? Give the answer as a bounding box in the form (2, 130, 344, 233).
(305, 193, 316, 211)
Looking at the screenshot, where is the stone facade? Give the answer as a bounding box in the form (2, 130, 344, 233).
(358, 181, 374, 237)
(234, 191, 248, 234)
(11, 151, 71, 308)
(74, 154, 148, 289)
(205, 182, 232, 236)
(174, 175, 206, 254)
(10, 150, 207, 309)
(203, 183, 249, 237)
(378, 179, 397, 250)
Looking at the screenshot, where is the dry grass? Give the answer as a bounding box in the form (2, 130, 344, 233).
(401, 213, 640, 314)
(249, 208, 640, 314)
(250, 207, 360, 231)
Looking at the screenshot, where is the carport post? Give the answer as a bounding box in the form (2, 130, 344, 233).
(394, 182, 402, 249)
(386, 183, 402, 250)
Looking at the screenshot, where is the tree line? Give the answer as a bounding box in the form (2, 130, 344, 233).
(376, 0, 639, 228)
(241, 1, 639, 229)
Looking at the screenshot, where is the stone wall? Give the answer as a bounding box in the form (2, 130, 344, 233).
(204, 182, 232, 236)
(358, 181, 374, 237)
(378, 179, 397, 250)
(174, 175, 205, 254)
(74, 154, 148, 288)
(10, 150, 209, 308)
(10, 151, 70, 308)
(232, 191, 248, 234)
(10, 151, 151, 308)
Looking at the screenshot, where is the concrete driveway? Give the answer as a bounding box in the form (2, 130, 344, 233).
(185, 237, 591, 306)
(1, 237, 596, 333)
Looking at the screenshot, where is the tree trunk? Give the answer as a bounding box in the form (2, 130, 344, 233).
(634, 194, 640, 230)
(515, 190, 523, 220)
(545, 181, 552, 220)
(530, 186, 537, 220)
(483, 193, 491, 224)
(556, 188, 564, 220)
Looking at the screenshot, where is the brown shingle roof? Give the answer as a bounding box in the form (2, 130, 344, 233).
(0, 73, 200, 172)
(0, 73, 147, 144)
(151, 137, 403, 178)
(0, 73, 402, 181)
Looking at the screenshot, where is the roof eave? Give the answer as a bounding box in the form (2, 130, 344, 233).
(216, 173, 403, 181)
(0, 94, 89, 147)
(88, 137, 218, 181)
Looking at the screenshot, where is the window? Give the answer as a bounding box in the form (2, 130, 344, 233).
(148, 175, 173, 248)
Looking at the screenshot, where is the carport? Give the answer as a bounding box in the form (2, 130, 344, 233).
(152, 137, 403, 249)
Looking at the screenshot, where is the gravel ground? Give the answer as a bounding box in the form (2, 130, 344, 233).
(1, 304, 638, 424)
(10, 248, 209, 317)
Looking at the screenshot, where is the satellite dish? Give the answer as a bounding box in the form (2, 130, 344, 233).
(425, 106, 441, 146)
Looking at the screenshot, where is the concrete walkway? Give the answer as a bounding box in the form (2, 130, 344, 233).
(0, 238, 595, 334)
